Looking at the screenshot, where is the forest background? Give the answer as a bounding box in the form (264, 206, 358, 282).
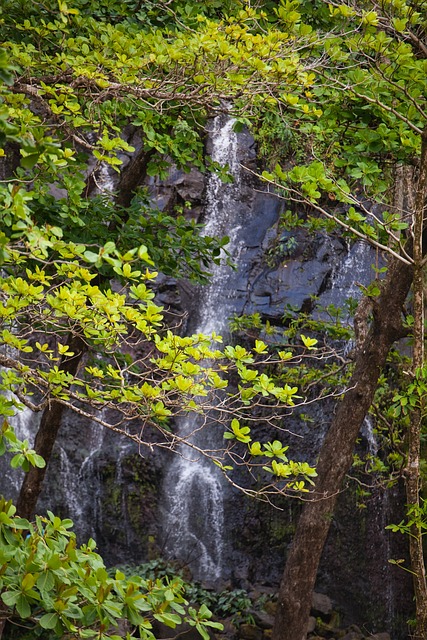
(1, 0, 427, 639)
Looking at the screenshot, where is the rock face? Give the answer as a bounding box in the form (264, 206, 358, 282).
(1, 124, 413, 638)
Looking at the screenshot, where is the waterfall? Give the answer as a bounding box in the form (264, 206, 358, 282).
(1, 401, 37, 498)
(55, 417, 107, 540)
(361, 414, 378, 456)
(0, 353, 38, 499)
(198, 117, 242, 333)
(318, 239, 376, 311)
(162, 115, 243, 582)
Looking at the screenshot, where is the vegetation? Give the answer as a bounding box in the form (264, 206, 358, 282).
(0, 1, 321, 637)
(248, 1, 427, 638)
(1, 0, 427, 639)
(113, 560, 254, 626)
(0, 498, 224, 640)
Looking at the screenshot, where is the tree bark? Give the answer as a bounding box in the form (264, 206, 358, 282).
(405, 127, 427, 639)
(115, 146, 156, 209)
(272, 253, 413, 640)
(15, 334, 87, 520)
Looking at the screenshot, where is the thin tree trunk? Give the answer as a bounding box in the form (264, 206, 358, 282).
(115, 146, 156, 209)
(15, 334, 87, 520)
(405, 127, 427, 639)
(272, 253, 413, 640)
(0, 612, 6, 639)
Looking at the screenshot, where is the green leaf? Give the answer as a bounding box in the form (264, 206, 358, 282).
(197, 604, 212, 619)
(21, 573, 37, 591)
(392, 17, 407, 32)
(83, 250, 99, 263)
(10, 453, 25, 469)
(196, 622, 210, 640)
(20, 153, 40, 170)
(39, 612, 60, 629)
(153, 612, 182, 627)
(300, 334, 318, 350)
(16, 594, 31, 618)
(253, 340, 268, 354)
(249, 441, 263, 456)
(37, 571, 55, 592)
(2, 590, 19, 608)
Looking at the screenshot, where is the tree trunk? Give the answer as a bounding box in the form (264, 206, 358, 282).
(272, 253, 413, 640)
(405, 127, 427, 639)
(115, 146, 156, 209)
(15, 334, 87, 520)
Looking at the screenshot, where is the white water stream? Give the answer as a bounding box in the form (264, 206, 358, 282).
(162, 115, 243, 582)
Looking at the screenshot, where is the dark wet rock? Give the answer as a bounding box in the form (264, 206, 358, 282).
(250, 610, 274, 629)
(340, 631, 364, 640)
(262, 600, 277, 617)
(307, 616, 317, 633)
(238, 623, 263, 640)
(312, 592, 333, 617)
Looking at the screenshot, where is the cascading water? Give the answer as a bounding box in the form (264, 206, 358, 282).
(361, 414, 378, 456)
(162, 114, 243, 582)
(55, 417, 107, 540)
(319, 239, 376, 309)
(0, 399, 38, 497)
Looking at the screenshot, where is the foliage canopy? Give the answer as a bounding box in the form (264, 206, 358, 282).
(2, 0, 427, 636)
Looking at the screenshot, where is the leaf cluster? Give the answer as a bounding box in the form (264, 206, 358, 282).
(0, 499, 222, 640)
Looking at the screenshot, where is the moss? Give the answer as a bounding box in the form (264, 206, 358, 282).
(94, 451, 163, 565)
(268, 516, 296, 542)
